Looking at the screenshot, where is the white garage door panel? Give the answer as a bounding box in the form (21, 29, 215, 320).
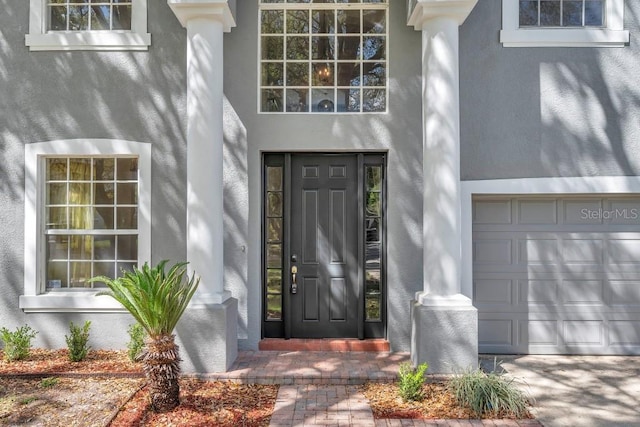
(474, 196, 640, 355)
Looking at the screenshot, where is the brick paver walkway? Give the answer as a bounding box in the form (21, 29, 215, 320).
(194, 351, 542, 427)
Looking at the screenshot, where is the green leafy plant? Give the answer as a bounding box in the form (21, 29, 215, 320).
(127, 323, 147, 363)
(448, 367, 530, 418)
(0, 325, 38, 362)
(19, 397, 37, 405)
(39, 377, 59, 388)
(397, 362, 428, 402)
(92, 260, 199, 412)
(65, 321, 91, 362)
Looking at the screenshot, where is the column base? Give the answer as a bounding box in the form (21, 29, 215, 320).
(410, 297, 478, 374)
(176, 297, 238, 373)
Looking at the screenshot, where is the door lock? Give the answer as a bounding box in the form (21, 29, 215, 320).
(291, 265, 298, 294)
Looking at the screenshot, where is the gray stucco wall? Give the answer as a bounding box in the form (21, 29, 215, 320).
(225, 0, 424, 351)
(460, 0, 640, 180)
(0, 2, 188, 348)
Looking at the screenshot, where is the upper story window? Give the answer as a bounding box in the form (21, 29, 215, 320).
(259, 0, 388, 114)
(48, 0, 132, 31)
(26, 0, 150, 51)
(501, 0, 629, 47)
(519, 0, 604, 27)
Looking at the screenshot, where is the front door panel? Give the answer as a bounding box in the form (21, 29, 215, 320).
(290, 155, 359, 338)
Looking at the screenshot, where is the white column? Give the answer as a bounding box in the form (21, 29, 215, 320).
(408, 0, 478, 374)
(409, 0, 477, 306)
(168, 0, 236, 304)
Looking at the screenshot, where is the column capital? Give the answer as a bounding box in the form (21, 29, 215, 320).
(168, 0, 236, 32)
(407, 0, 478, 30)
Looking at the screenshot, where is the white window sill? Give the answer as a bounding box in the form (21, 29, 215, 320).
(500, 28, 630, 48)
(25, 32, 151, 51)
(20, 293, 126, 313)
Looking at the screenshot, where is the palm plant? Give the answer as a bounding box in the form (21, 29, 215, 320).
(92, 260, 199, 412)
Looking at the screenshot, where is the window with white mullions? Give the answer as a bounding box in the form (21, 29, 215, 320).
(519, 0, 605, 28)
(259, 0, 388, 113)
(48, 0, 132, 31)
(44, 156, 139, 290)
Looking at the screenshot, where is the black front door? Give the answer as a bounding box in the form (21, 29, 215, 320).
(289, 155, 359, 338)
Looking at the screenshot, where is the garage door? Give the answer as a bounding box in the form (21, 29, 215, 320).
(473, 196, 640, 355)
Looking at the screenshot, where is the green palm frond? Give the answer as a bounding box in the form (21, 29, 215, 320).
(91, 260, 199, 338)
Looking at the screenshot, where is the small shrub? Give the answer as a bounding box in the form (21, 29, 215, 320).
(39, 377, 59, 388)
(448, 368, 530, 418)
(0, 325, 38, 362)
(397, 362, 428, 402)
(65, 321, 91, 362)
(126, 323, 147, 362)
(19, 397, 37, 405)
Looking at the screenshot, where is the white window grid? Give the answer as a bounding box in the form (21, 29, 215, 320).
(259, 1, 388, 114)
(47, 0, 133, 32)
(519, 0, 606, 28)
(43, 156, 139, 290)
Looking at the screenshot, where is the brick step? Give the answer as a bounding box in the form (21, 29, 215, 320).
(258, 338, 390, 352)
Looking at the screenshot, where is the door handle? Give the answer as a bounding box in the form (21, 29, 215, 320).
(291, 265, 298, 294)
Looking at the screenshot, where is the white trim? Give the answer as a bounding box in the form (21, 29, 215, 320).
(500, 0, 629, 47)
(460, 176, 640, 299)
(168, 0, 236, 32)
(25, 0, 151, 51)
(21, 139, 152, 313)
(407, 0, 478, 29)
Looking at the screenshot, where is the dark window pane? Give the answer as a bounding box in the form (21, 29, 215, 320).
(50, 6, 68, 30)
(117, 182, 137, 204)
(519, 1, 539, 26)
(366, 242, 381, 269)
(267, 218, 283, 242)
(92, 262, 116, 287)
(262, 63, 284, 86)
(47, 235, 69, 261)
(312, 9, 335, 33)
(287, 36, 310, 60)
(363, 63, 385, 86)
(47, 159, 67, 181)
(365, 295, 381, 321)
(286, 89, 309, 112)
(287, 10, 310, 33)
(94, 182, 115, 205)
(366, 217, 380, 242)
(116, 158, 138, 180)
(337, 36, 361, 60)
(46, 207, 68, 229)
(116, 206, 137, 229)
(363, 9, 385, 33)
(262, 10, 284, 33)
(69, 6, 89, 31)
(312, 36, 335, 60)
(585, 0, 604, 26)
(366, 269, 381, 294)
(47, 183, 67, 205)
(262, 36, 284, 60)
(363, 88, 386, 112)
(337, 9, 360, 33)
(47, 261, 68, 288)
(267, 191, 283, 216)
(91, 5, 110, 30)
(267, 167, 283, 191)
(94, 235, 115, 260)
(266, 294, 282, 320)
(312, 89, 335, 112)
(95, 206, 115, 229)
(93, 158, 115, 180)
(286, 62, 309, 85)
(267, 269, 282, 294)
(337, 88, 360, 112)
(312, 63, 334, 86)
(112, 5, 132, 30)
(366, 191, 381, 216)
(267, 243, 282, 268)
(337, 62, 360, 86)
(262, 89, 284, 112)
(366, 166, 382, 190)
(540, 0, 561, 26)
(363, 36, 385, 60)
(563, 0, 583, 26)
(117, 235, 138, 260)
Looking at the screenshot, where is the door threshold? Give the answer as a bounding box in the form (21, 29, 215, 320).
(259, 338, 390, 352)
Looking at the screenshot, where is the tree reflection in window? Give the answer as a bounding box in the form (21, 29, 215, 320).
(260, 0, 388, 113)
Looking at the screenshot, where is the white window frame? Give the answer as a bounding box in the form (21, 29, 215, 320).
(25, 0, 151, 51)
(500, 0, 629, 47)
(21, 139, 151, 312)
